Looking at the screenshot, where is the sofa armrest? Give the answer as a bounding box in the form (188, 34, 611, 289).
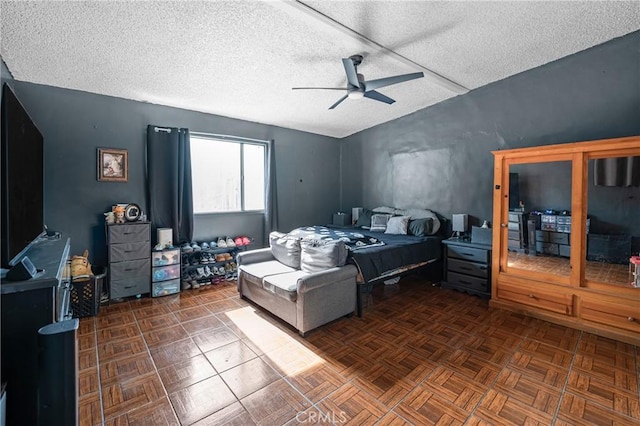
(297, 264, 358, 294)
(236, 248, 275, 266)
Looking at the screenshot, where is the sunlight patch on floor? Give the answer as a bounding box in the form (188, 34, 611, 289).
(223, 306, 324, 375)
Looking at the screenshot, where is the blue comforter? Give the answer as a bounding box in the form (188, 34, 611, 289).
(289, 226, 443, 283)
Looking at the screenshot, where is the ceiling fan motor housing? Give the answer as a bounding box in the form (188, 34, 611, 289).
(349, 54, 364, 66)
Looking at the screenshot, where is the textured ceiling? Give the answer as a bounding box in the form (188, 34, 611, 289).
(1, 1, 638, 138)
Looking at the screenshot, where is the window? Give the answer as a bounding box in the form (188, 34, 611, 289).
(190, 135, 266, 213)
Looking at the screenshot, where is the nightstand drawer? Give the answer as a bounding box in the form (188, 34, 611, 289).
(448, 258, 488, 278)
(108, 223, 150, 244)
(109, 241, 149, 262)
(508, 222, 520, 231)
(447, 272, 487, 293)
(508, 213, 522, 222)
(446, 245, 489, 263)
(508, 239, 523, 250)
(508, 230, 521, 240)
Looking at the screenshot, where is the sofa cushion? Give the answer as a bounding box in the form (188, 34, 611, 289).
(269, 232, 301, 269)
(262, 270, 309, 302)
(300, 240, 348, 273)
(238, 260, 297, 279)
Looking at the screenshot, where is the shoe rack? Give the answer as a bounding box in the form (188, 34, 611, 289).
(180, 237, 252, 290)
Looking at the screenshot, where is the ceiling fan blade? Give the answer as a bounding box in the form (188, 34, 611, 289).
(329, 94, 349, 110)
(292, 87, 347, 90)
(364, 90, 395, 105)
(342, 58, 361, 88)
(364, 72, 424, 92)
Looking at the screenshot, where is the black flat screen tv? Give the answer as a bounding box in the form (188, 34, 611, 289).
(1, 83, 44, 268)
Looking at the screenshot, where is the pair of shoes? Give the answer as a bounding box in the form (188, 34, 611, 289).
(205, 266, 217, 278)
(181, 273, 192, 290)
(232, 236, 251, 246)
(199, 253, 212, 264)
(185, 272, 200, 289)
(211, 276, 224, 284)
(215, 253, 232, 262)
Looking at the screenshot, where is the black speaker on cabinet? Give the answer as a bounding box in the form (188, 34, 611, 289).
(37, 319, 78, 426)
(527, 219, 538, 256)
(509, 173, 520, 210)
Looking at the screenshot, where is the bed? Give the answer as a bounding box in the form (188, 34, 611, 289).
(286, 214, 447, 316)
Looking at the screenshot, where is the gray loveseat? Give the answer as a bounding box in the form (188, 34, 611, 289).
(236, 233, 357, 336)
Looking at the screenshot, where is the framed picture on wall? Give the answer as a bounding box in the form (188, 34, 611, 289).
(97, 148, 128, 182)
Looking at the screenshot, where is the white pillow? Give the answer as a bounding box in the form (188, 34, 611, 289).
(385, 216, 410, 235)
(403, 209, 441, 234)
(370, 214, 392, 232)
(372, 206, 396, 214)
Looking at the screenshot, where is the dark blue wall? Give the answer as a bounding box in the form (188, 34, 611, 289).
(340, 32, 640, 231)
(0, 76, 341, 267)
(2, 31, 639, 267)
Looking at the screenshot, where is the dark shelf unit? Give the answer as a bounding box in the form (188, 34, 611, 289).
(1, 236, 76, 426)
(441, 238, 492, 298)
(106, 221, 151, 299)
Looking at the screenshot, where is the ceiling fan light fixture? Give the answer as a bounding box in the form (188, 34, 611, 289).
(348, 91, 364, 100)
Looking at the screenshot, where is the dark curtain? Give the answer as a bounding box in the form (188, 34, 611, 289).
(264, 139, 278, 243)
(146, 125, 193, 245)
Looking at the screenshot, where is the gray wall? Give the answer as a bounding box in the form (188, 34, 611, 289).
(0, 77, 341, 267)
(2, 31, 639, 268)
(341, 31, 640, 232)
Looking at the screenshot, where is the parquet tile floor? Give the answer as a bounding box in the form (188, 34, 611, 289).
(78, 276, 640, 425)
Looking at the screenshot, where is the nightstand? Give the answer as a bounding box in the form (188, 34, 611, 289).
(441, 238, 491, 298)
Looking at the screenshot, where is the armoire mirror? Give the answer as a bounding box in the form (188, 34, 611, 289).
(585, 155, 640, 287)
(506, 160, 573, 279)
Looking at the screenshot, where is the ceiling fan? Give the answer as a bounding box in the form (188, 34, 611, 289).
(292, 54, 424, 109)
